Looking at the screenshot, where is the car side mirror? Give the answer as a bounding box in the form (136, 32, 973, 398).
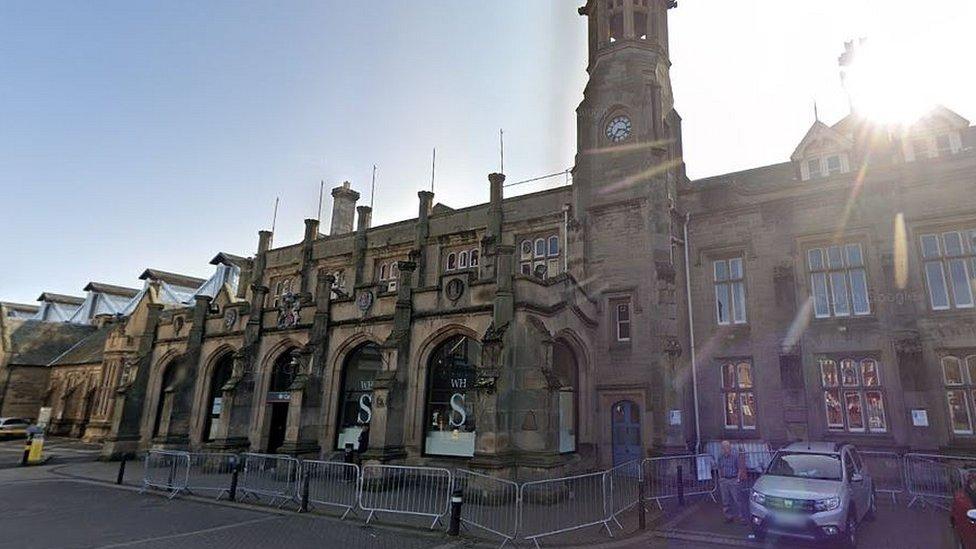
(850, 472, 864, 483)
(967, 509, 976, 523)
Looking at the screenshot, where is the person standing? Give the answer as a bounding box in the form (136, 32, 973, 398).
(717, 440, 747, 523)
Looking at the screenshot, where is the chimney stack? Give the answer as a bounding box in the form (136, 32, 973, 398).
(330, 181, 360, 235)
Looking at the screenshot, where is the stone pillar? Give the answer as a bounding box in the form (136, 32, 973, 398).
(209, 230, 271, 452)
(329, 182, 360, 235)
(299, 218, 320, 297)
(363, 259, 415, 462)
(101, 303, 163, 459)
(480, 174, 505, 279)
(354, 206, 372, 287)
(414, 191, 434, 286)
(279, 272, 334, 456)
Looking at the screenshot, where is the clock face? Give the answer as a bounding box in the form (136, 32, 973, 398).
(605, 115, 632, 143)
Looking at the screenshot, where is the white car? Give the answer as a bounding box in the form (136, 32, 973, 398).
(0, 417, 32, 438)
(749, 442, 877, 547)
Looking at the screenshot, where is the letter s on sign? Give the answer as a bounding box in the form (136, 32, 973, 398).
(448, 393, 467, 427)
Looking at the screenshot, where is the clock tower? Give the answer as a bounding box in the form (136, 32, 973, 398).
(570, 0, 688, 453)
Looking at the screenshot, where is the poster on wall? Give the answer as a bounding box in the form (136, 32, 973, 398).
(911, 409, 929, 427)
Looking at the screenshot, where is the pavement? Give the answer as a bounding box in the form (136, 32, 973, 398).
(0, 447, 960, 548)
(0, 436, 101, 468)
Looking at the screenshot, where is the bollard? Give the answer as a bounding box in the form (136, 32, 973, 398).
(299, 471, 310, 513)
(638, 480, 647, 530)
(116, 453, 130, 485)
(677, 464, 685, 506)
(20, 434, 32, 467)
(448, 487, 463, 536)
(228, 457, 240, 502)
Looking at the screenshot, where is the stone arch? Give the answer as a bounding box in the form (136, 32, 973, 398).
(410, 324, 482, 455)
(146, 349, 184, 440)
(407, 323, 482, 454)
(321, 332, 386, 445)
(554, 328, 593, 447)
(194, 345, 237, 443)
(252, 338, 302, 453)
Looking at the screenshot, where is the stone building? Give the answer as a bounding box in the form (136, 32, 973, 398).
(2, 1, 976, 470)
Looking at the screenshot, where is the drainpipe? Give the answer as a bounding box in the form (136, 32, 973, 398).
(683, 212, 701, 454)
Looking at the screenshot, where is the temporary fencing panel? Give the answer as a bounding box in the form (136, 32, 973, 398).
(185, 452, 237, 499)
(239, 453, 301, 508)
(607, 460, 641, 528)
(905, 453, 976, 510)
(454, 469, 519, 546)
(860, 451, 904, 503)
(359, 464, 452, 529)
(518, 470, 613, 547)
(641, 454, 716, 509)
(301, 459, 360, 519)
(142, 450, 190, 499)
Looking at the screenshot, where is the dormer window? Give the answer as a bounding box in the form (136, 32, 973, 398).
(802, 154, 850, 181)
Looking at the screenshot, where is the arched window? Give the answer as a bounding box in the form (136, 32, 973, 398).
(458, 251, 469, 269)
(424, 335, 480, 457)
(379, 264, 388, 281)
(534, 238, 546, 258)
(554, 341, 579, 453)
(152, 361, 179, 438)
(447, 253, 457, 271)
(203, 353, 234, 442)
(470, 249, 480, 268)
(336, 343, 382, 450)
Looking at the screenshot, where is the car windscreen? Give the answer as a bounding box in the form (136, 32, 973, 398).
(765, 452, 842, 481)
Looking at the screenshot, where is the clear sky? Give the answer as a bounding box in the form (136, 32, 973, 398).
(2, 0, 973, 305)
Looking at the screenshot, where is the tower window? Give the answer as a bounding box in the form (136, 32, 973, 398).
(634, 10, 648, 40)
(608, 2, 623, 43)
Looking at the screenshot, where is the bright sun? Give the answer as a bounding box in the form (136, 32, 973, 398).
(839, 34, 940, 126)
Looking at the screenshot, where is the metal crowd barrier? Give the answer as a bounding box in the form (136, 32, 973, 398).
(239, 452, 301, 508)
(141, 449, 190, 499)
(641, 454, 716, 509)
(359, 464, 452, 529)
(301, 459, 360, 519)
(905, 452, 976, 510)
(518, 470, 613, 547)
(454, 469, 519, 547)
(185, 452, 238, 500)
(860, 450, 905, 503)
(607, 460, 641, 528)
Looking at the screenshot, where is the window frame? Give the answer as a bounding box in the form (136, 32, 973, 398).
(919, 230, 975, 311)
(520, 233, 561, 280)
(613, 300, 631, 342)
(818, 356, 887, 434)
(713, 257, 747, 326)
(941, 354, 976, 436)
(806, 243, 872, 319)
(720, 360, 758, 431)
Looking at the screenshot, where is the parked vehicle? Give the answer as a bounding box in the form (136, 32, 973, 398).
(749, 441, 876, 547)
(0, 417, 32, 439)
(950, 470, 976, 549)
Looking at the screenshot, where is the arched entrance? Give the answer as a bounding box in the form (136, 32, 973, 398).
(266, 349, 298, 453)
(553, 341, 579, 453)
(611, 400, 642, 466)
(335, 343, 382, 451)
(152, 361, 179, 438)
(202, 353, 234, 442)
(423, 334, 479, 457)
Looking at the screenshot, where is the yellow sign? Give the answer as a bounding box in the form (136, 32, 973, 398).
(27, 436, 44, 464)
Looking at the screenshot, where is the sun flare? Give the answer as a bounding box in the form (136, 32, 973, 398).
(840, 38, 936, 126)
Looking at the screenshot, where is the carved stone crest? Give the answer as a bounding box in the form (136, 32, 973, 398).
(223, 307, 238, 330)
(445, 278, 465, 301)
(276, 291, 301, 328)
(663, 336, 682, 359)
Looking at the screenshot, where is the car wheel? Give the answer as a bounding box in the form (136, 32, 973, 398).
(751, 526, 766, 542)
(865, 490, 877, 521)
